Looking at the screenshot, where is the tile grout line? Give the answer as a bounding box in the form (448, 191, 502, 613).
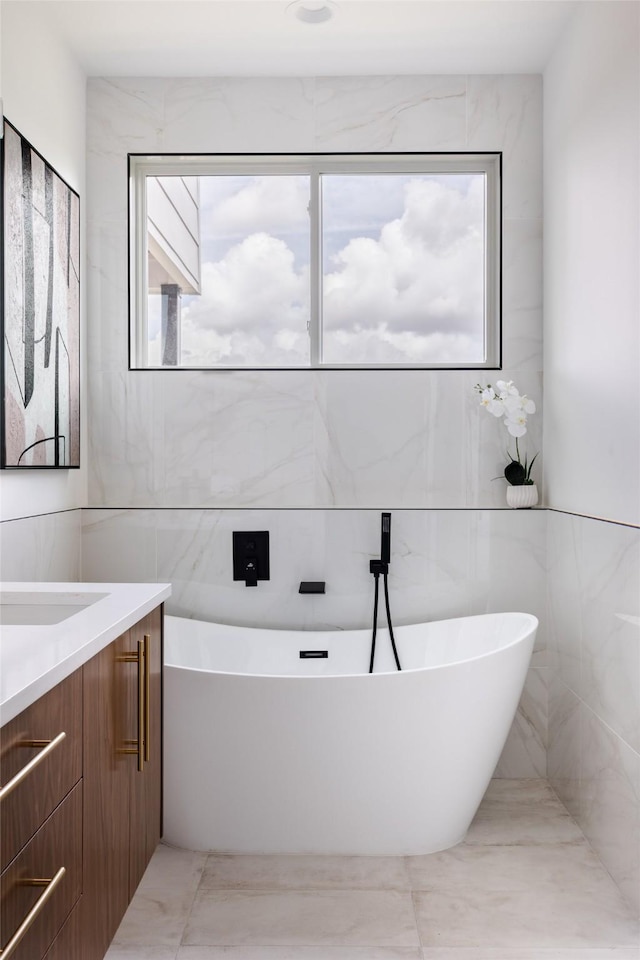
(175, 855, 209, 951)
(175, 863, 426, 951)
(114, 783, 639, 953)
(408, 856, 426, 956)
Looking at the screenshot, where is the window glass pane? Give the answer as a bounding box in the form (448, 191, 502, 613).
(146, 175, 310, 366)
(321, 174, 486, 365)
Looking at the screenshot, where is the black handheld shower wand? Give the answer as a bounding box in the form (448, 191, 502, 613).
(369, 512, 401, 673)
(370, 512, 391, 576)
(381, 512, 391, 566)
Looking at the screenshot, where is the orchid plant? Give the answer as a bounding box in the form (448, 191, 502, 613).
(475, 380, 538, 486)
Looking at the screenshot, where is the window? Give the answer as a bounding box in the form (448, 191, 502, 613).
(129, 153, 501, 369)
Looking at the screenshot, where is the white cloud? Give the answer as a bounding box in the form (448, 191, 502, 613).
(170, 175, 486, 365)
(323, 328, 482, 365)
(208, 176, 309, 238)
(401, 177, 483, 251)
(179, 319, 309, 367)
(179, 232, 309, 365)
(324, 177, 484, 342)
(183, 232, 308, 334)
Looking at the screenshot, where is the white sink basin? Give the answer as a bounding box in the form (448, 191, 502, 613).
(0, 591, 108, 626)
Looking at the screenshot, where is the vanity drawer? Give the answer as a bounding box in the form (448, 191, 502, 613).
(0, 781, 82, 960)
(1, 669, 82, 869)
(42, 897, 83, 960)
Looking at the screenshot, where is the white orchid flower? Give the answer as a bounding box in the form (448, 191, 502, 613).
(479, 387, 504, 417)
(475, 379, 538, 485)
(496, 379, 519, 398)
(505, 413, 528, 437)
(480, 387, 496, 404)
(504, 395, 535, 418)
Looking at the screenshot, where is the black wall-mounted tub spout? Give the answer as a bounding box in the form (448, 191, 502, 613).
(244, 559, 258, 587)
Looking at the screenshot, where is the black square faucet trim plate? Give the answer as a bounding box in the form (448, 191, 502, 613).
(233, 531, 270, 587)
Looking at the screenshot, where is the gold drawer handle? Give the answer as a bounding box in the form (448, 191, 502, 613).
(0, 866, 66, 957)
(144, 633, 151, 763)
(117, 640, 145, 772)
(0, 732, 66, 802)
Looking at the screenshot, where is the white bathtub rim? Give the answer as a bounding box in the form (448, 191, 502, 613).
(164, 610, 538, 680)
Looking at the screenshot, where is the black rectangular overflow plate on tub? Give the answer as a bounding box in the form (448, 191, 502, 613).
(299, 650, 329, 659)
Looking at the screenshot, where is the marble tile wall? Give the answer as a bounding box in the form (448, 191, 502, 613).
(83, 72, 639, 916)
(82, 506, 547, 779)
(83, 76, 547, 777)
(0, 508, 82, 582)
(547, 510, 640, 915)
(86, 74, 543, 509)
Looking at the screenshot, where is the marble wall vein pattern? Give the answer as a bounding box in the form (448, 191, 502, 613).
(0, 509, 81, 581)
(547, 511, 640, 915)
(86, 74, 543, 511)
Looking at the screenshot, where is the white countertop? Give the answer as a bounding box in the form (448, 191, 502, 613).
(0, 582, 171, 725)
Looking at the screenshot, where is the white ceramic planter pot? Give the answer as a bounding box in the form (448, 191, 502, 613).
(506, 483, 538, 509)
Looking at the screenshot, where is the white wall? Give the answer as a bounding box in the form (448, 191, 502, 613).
(86, 75, 543, 510)
(84, 74, 547, 779)
(544, 2, 640, 915)
(0, 1, 87, 523)
(544, 0, 640, 526)
(547, 509, 639, 914)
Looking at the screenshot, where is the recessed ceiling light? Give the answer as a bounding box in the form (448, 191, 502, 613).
(286, 1, 337, 25)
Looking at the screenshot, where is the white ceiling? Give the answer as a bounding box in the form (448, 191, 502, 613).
(30, 0, 578, 77)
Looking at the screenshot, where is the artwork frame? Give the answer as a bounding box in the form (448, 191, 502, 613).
(1, 119, 80, 469)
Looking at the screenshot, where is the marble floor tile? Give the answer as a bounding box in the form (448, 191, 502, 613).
(200, 854, 411, 891)
(407, 840, 613, 893)
(177, 949, 422, 959)
(477, 779, 558, 806)
(111, 888, 198, 947)
(107, 781, 639, 958)
(183, 889, 420, 947)
(105, 949, 178, 960)
(420, 950, 640, 959)
(466, 779, 583, 845)
(138, 843, 207, 893)
(413, 886, 639, 948)
(465, 807, 584, 845)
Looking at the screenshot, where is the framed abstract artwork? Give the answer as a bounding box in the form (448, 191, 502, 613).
(1, 119, 80, 468)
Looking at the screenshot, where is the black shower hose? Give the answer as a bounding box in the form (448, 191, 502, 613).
(368, 571, 402, 674)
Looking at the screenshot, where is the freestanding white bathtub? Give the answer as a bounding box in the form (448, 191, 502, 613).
(163, 611, 537, 855)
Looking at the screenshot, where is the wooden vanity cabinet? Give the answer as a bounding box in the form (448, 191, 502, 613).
(41, 899, 84, 960)
(128, 607, 163, 893)
(0, 602, 163, 960)
(0, 673, 83, 960)
(82, 604, 163, 960)
(0, 669, 82, 871)
(0, 784, 83, 960)
(81, 630, 131, 959)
